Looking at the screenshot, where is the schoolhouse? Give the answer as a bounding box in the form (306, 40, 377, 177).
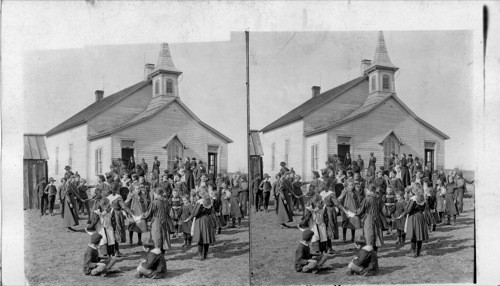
(260, 32, 449, 180)
(45, 43, 232, 184)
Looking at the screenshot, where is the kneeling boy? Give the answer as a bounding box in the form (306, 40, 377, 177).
(294, 229, 330, 274)
(135, 238, 167, 279)
(347, 235, 379, 276)
(83, 233, 120, 277)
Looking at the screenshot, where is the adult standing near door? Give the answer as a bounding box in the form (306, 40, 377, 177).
(140, 158, 148, 176)
(152, 156, 161, 178)
(128, 156, 136, 173)
(357, 155, 365, 172)
(368, 153, 376, 177)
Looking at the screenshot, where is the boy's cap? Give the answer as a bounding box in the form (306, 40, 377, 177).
(143, 238, 155, 249)
(354, 235, 367, 245)
(302, 229, 314, 241)
(48, 177, 56, 182)
(90, 233, 103, 244)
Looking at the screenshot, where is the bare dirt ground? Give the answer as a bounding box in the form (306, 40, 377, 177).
(250, 192, 474, 285)
(25, 205, 250, 286)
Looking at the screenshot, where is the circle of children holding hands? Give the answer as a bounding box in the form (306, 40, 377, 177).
(38, 156, 249, 279)
(256, 152, 473, 276)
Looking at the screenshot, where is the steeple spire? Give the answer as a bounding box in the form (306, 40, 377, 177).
(370, 31, 398, 70)
(153, 43, 182, 75)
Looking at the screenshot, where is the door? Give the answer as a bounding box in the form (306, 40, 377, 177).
(121, 148, 134, 167)
(208, 153, 218, 175)
(425, 149, 434, 173)
(166, 139, 183, 172)
(337, 145, 350, 163)
(383, 134, 400, 168)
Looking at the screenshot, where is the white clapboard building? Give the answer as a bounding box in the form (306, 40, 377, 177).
(260, 32, 449, 180)
(45, 43, 232, 184)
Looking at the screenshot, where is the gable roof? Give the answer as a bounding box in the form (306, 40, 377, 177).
(24, 134, 49, 160)
(88, 97, 233, 144)
(260, 76, 367, 133)
(377, 130, 406, 145)
(45, 81, 149, 137)
(304, 93, 450, 140)
(162, 134, 188, 149)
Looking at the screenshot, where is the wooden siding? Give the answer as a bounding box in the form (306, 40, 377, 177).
(326, 97, 445, 170)
(88, 136, 112, 184)
(111, 101, 229, 174)
(261, 120, 304, 179)
(304, 80, 369, 134)
(45, 124, 88, 181)
(305, 133, 328, 181)
(23, 160, 48, 209)
(88, 83, 153, 137)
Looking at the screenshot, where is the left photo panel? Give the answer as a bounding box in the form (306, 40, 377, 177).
(23, 35, 250, 285)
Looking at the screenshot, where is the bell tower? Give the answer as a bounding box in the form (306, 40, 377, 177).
(365, 31, 399, 96)
(149, 43, 182, 99)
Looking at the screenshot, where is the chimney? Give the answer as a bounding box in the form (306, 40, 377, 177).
(144, 63, 155, 80)
(95, 90, 104, 102)
(361, 59, 372, 75)
(311, 86, 321, 97)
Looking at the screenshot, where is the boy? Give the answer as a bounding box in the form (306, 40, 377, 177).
(83, 233, 120, 277)
(135, 238, 167, 279)
(45, 177, 57, 216)
(259, 173, 272, 212)
(294, 229, 330, 274)
(347, 235, 379, 276)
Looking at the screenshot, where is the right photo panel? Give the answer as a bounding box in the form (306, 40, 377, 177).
(249, 31, 475, 285)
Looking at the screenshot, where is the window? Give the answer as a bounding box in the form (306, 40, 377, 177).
(285, 139, 290, 165)
(55, 147, 59, 175)
(166, 79, 173, 93)
(166, 140, 183, 170)
(68, 144, 73, 168)
(271, 143, 276, 171)
(95, 149, 102, 175)
(311, 145, 319, 171)
(154, 79, 160, 95)
(382, 74, 390, 90)
(371, 75, 376, 91)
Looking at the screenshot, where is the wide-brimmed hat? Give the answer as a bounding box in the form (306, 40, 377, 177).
(198, 160, 203, 164)
(263, 173, 270, 179)
(64, 165, 71, 170)
(280, 161, 286, 166)
(354, 235, 367, 246)
(48, 177, 56, 182)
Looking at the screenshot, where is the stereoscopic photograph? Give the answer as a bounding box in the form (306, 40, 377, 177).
(249, 30, 475, 285)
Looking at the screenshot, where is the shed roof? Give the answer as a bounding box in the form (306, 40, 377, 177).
(24, 134, 49, 160)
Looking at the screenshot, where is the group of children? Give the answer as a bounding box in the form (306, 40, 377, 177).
(270, 156, 472, 276)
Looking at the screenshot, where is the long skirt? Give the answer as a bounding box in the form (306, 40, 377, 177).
(180, 218, 193, 234)
(113, 210, 127, 243)
(445, 194, 458, 216)
(405, 212, 429, 241)
(393, 216, 406, 231)
(150, 218, 171, 250)
(239, 191, 249, 216)
(325, 206, 339, 240)
(276, 195, 293, 224)
(209, 213, 221, 229)
(423, 208, 436, 226)
(192, 215, 216, 244)
(128, 196, 146, 233)
(62, 196, 79, 228)
(229, 197, 242, 218)
(456, 188, 464, 213)
(362, 215, 384, 247)
(185, 171, 195, 191)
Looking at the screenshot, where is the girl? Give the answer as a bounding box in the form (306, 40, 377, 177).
(87, 198, 116, 257)
(393, 191, 407, 245)
(184, 157, 195, 191)
(435, 178, 446, 223)
(299, 194, 329, 254)
(229, 178, 243, 228)
(383, 186, 396, 236)
(210, 188, 225, 234)
(444, 175, 458, 225)
(170, 190, 183, 238)
(184, 190, 216, 260)
(424, 184, 439, 232)
(179, 195, 193, 247)
(338, 178, 361, 243)
(396, 187, 429, 258)
(320, 184, 340, 252)
(107, 183, 133, 256)
(221, 182, 231, 223)
(141, 188, 172, 254)
(348, 184, 385, 252)
(126, 184, 147, 245)
(120, 174, 131, 201)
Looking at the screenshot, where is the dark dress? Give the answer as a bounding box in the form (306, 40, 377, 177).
(445, 184, 458, 216)
(322, 190, 339, 240)
(229, 186, 243, 218)
(142, 197, 172, 250)
(184, 162, 195, 191)
(393, 200, 408, 231)
(338, 189, 361, 229)
(191, 200, 216, 244)
(179, 204, 193, 234)
(402, 198, 429, 241)
(62, 183, 79, 228)
(355, 194, 385, 247)
(277, 179, 294, 224)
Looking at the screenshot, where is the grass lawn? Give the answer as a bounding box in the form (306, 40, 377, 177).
(25, 206, 250, 285)
(250, 192, 475, 285)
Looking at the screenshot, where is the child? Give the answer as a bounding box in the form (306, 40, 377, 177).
(83, 233, 121, 277)
(338, 178, 361, 243)
(393, 191, 407, 245)
(294, 229, 330, 274)
(299, 194, 329, 254)
(444, 175, 458, 225)
(126, 184, 147, 245)
(170, 190, 183, 238)
(210, 189, 225, 234)
(87, 198, 117, 257)
(220, 182, 231, 223)
(384, 186, 396, 236)
(259, 174, 272, 212)
(135, 238, 167, 279)
(179, 195, 193, 247)
(425, 185, 439, 232)
(347, 235, 379, 276)
(435, 178, 446, 223)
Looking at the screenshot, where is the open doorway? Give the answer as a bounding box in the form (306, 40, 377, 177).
(121, 140, 135, 166)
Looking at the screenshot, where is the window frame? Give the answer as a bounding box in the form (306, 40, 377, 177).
(166, 78, 174, 94)
(371, 75, 376, 91)
(382, 74, 390, 90)
(95, 148, 103, 175)
(284, 139, 290, 166)
(271, 142, 276, 171)
(311, 144, 319, 171)
(154, 79, 160, 96)
(68, 144, 73, 168)
(55, 147, 59, 175)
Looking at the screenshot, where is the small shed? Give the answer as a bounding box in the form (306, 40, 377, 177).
(24, 134, 49, 210)
(249, 130, 264, 206)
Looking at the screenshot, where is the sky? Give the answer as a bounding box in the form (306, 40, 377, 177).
(23, 33, 248, 172)
(249, 31, 474, 170)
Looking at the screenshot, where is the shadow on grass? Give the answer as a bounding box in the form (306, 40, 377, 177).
(167, 268, 195, 278)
